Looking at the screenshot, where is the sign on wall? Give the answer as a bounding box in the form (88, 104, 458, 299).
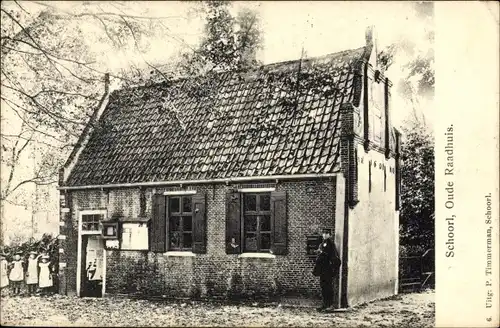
(121, 222, 149, 250)
(105, 239, 120, 249)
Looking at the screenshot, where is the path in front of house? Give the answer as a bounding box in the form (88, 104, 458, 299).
(0, 290, 434, 327)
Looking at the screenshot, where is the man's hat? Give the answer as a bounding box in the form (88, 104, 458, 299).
(29, 251, 37, 255)
(41, 254, 50, 259)
(321, 228, 332, 234)
(14, 250, 23, 255)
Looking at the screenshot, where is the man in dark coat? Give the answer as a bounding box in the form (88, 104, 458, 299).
(313, 228, 341, 312)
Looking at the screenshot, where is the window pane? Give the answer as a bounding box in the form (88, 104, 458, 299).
(81, 214, 103, 231)
(244, 232, 258, 252)
(183, 216, 192, 231)
(260, 194, 271, 211)
(244, 194, 257, 212)
(261, 215, 271, 231)
(261, 233, 271, 250)
(169, 197, 180, 213)
(244, 215, 257, 232)
(169, 216, 181, 231)
(182, 196, 192, 213)
(183, 233, 192, 248)
(170, 231, 181, 249)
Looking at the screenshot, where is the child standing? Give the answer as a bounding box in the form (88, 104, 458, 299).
(0, 253, 9, 291)
(38, 254, 53, 296)
(25, 251, 41, 296)
(9, 251, 24, 295)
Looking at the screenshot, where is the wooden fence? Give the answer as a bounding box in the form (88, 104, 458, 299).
(399, 248, 434, 293)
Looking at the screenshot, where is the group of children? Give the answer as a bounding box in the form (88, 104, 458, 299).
(0, 250, 55, 296)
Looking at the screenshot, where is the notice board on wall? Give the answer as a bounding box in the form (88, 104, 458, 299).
(121, 222, 149, 250)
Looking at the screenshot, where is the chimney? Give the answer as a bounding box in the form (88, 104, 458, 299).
(365, 25, 378, 68)
(104, 73, 110, 94)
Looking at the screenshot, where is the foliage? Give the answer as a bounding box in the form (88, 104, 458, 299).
(176, 1, 263, 77)
(378, 1, 434, 103)
(400, 119, 434, 253)
(0, 1, 189, 205)
(0, 1, 263, 208)
(0, 233, 59, 267)
(376, 1, 435, 255)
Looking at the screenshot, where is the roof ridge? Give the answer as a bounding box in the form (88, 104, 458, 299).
(114, 46, 367, 94)
(262, 45, 366, 69)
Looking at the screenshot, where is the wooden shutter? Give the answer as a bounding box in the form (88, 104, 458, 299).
(271, 190, 287, 255)
(151, 194, 166, 252)
(192, 193, 207, 254)
(225, 190, 241, 254)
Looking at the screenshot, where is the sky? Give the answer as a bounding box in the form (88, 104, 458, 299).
(4, 1, 434, 125)
(90, 1, 434, 127)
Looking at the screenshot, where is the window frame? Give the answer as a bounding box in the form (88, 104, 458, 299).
(241, 192, 272, 253)
(167, 195, 194, 251)
(80, 211, 106, 235)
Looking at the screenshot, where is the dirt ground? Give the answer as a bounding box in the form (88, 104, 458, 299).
(0, 289, 434, 327)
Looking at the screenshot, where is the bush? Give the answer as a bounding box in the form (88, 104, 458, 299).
(400, 120, 434, 254)
(0, 233, 60, 292)
(0, 233, 59, 266)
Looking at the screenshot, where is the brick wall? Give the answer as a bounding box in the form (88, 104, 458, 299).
(62, 179, 337, 300)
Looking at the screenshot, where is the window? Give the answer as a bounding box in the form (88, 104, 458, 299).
(168, 196, 193, 251)
(81, 214, 103, 232)
(226, 190, 287, 255)
(151, 193, 206, 254)
(243, 193, 272, 252)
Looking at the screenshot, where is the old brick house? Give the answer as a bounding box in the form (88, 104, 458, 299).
(57, 27, 401, 308)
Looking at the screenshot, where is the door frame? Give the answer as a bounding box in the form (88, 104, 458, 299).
(77, 209, 107, 297)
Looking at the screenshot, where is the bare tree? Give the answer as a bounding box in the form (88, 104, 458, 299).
(1, 1, 196, 205)
(0, 1, 265, 238)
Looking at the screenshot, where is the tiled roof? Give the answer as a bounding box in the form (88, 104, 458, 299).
(66, 46, 368, 186)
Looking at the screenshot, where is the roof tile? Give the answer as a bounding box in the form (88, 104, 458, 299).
(66, 47, 366, 186)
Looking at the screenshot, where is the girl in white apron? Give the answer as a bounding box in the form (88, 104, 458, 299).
(0, 253, 9, 292)
(38, 255, 53, 295)
(25, 251, 41, 295)
(9, 252, 24, 295)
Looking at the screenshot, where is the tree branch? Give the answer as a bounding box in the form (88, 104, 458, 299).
(0, 96, 69, 143)
(2, 84, 88, 128)
(30, 1, 187, 21)
(1, 8, 64, 77)
(13, 0, 31, 16)
(1, 133, 58, 149)
(119, 15, 171, 82)
(2, 177, 58, 201)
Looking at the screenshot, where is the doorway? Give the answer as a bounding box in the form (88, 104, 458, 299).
(80, 235, 105, 297)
